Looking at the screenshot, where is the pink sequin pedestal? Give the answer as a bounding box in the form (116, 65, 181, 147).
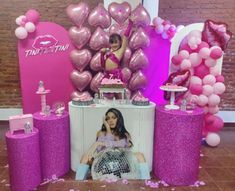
(5, 128, 41, 191)
(153, 105, 204, 185)
(33, 111, 70, 180)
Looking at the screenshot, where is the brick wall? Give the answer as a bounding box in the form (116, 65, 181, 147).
(0, 0, 234, 110)
(0, 0, 102, 108)
(159, 0, 235, 110)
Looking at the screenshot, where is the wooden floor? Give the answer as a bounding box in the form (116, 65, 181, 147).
(0, 121, 235, 191)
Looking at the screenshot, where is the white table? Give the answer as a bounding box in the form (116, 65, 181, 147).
(69, 101, 156, 171)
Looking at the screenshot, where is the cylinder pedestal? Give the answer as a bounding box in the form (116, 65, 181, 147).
(33, 111, 70, 180)
(6, 129, 41, 191)
(153, 105, 204, 185)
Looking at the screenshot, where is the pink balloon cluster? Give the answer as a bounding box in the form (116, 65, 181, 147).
(15, 9, 40, 39)
(66, 2, 151, 98)
(152, 17, 178, 40)
(171, 29, 226, 146)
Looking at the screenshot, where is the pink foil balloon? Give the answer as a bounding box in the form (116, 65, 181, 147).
(90, 52, 103, 71)
(121, 67, 132, 83)
(88, 3, 111, 29)
(129, 49, 148, 71)
(122, 47, 132, 67)
(70, 49, 91, 71)
(109, 22, 128, 36)
(70, 70, 92, 91)
(66, 2, 89, 27)
(108, 2, 131, 24)
(129, 70, 147, 91)
(129, 27, 150, 50)
(69, 26, 91, 49)
(71, 91, 91, 100)
(90, 72, 105, 92)
(89, 27, 109, 50)
(131, 4, 151, 27)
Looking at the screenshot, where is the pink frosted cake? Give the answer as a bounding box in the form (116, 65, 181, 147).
(72, 94, 94, 106)
(100, 78, 125, 88)
(132, 94, 150, 106)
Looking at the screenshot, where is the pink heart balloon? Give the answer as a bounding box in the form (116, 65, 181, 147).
(108, 2, 131, 24)
(129, 49, 148, 71)
(66, 2, 89, 27)
(90, 52, 103, 71)
(89, 27, 109, 50)
(90, 72, 105, 92)
(71, 91, 91, 100)
(129, 70, 147, 91)
(70, 70, 92, 91)
(109, 22, 128, 36)
(131, 4, 150, 27)
(70, 49, 92, 71)
(69, 26, 91, 49)
(129, 27, 150, 50)
(121, 67, 132, 83)
(88, 3, 111, 29)
(122, 47, 132, 67)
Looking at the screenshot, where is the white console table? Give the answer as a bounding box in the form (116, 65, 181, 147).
(69, 101, 156, 171)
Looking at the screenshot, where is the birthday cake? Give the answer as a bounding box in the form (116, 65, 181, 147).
(132, 94, 150, 106)
(72, 94, 94, 106)
(100, 78, 125, 88)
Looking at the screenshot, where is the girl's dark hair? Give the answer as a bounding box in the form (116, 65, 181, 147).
(109, 33, 122, 48)
(101, 108, 133, 147)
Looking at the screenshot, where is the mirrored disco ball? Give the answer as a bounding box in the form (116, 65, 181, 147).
(92, 148, 132, 179)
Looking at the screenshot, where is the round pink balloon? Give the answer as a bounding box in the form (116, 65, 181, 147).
(69, 26, 91, 49)
(205, 58, 217, 67)
(195, 41, 209, 52)
(90, 52, 103, 71)
(131, 4, 151, 27)
(189, 53, 202, 67)
(189, 84, 203, 95)
(180, 59, 191, 70)
(121, 67, 132, 83)
(202, 84, 214, 96)
(25, 9, 40, 24)
(70, 70, 92, 91)
(199, 47, 210, 59)
(171, 54, 183, 66)
(213, 82, 226, 95)
(208, 105, 219, 114)
(71, 91, 91, 100)
(205, 133, 220, 147)
(203, 74, 216, 86)
(129, 27, 150, 50)
(208, 94, 221, 106)
(129, 70, 147, 91)
(210, 46, 223, 59)
(90, 72, 105, 92)
(190, 76, 202, 85)
(108, 2, 131, 24)
(15, 27, 28, 39)
(89, 27, 109, 50)
(194, 63, 210, 79)
(215, 75, 225, 83)
(88, 3, 111, 29)
(70, 49, 91, 71)
(197, 94, 208, 106)
(66, 2, 89, 27)
(129, 49, 148, 71)
(179, 50, 189, 59)
(205, 115, 223, 132)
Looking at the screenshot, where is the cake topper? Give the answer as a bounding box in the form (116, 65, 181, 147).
(53, 102, 65, 116)
(24, 122, 32, 134)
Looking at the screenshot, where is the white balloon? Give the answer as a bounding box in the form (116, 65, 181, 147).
(25, 22, 36, 33)
(15, 15, 26, 25)
(206, 133, 220, 147)
(15, 27, 28, 39)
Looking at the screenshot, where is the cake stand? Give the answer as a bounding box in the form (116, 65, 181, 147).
(160, 85, 187, 110)
(36, 90, 50, 115)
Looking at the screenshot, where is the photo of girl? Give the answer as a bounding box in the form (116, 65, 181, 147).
(75, 108, 150, 180)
